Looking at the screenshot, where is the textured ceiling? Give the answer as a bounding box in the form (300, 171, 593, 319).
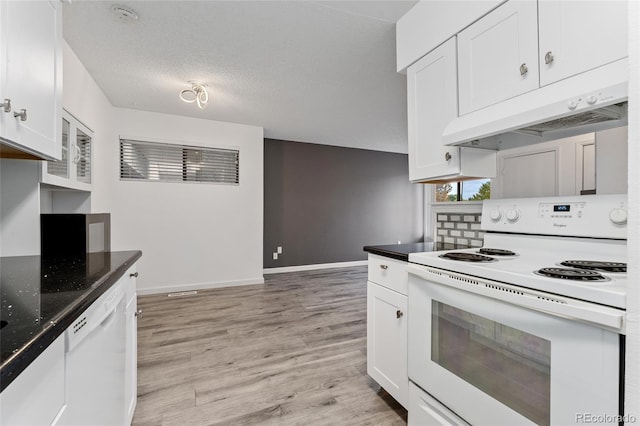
(62, 1, 418, 153)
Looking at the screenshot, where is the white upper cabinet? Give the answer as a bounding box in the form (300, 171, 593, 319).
(0, 0, 62, 160)
(407, 37, 496, 182)
(457, 0, 539, 115)
(538, 0, 628, 86)
(41, 111, 93, 191)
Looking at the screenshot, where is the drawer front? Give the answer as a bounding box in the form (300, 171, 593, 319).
(368, 254, 408, 295)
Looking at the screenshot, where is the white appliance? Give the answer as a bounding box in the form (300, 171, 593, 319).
(407, 194, 627, 426)
(442, 60, 628, 150)
(59, 280, 127, 426)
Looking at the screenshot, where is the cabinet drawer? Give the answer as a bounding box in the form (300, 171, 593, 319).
(368, 254, 408, 295)
(408, 382, 469, 426)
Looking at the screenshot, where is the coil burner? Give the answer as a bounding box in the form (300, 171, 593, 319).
(439, 253, 496, 263)
(478, 248, 517, 256)
(559, 260, 626, 273)
(535, 267, 609, 282)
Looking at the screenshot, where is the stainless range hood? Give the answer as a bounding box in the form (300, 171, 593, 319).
(443, 59, 628, 150)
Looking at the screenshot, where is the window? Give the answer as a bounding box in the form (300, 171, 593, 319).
(119, 139, 239, 185)
(435, 178, 491, 202)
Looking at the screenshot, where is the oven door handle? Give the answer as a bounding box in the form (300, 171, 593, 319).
(408, 264, 625, 333)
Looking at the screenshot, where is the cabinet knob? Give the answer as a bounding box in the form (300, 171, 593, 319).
(444, 152, 452, 161)
(134, 309, 143, 317)
(379, 264, 388, 270)
(1, 98, 11, 113)
(13, 109, 27, 121)
(519, 63, 528, 76)
(544, 51, 554, 65)
(130, 272, 139, 278)
(396, 310, 403, 319)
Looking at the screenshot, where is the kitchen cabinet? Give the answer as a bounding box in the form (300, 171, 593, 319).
(457, 0, 628, 115)
(457, 0, 538, 115)
(408, 382, 469, 426)
(41, 110, 93, 191)
(0, 335, 66, 425)
(367, 254, 408, 408)
(395, 0, 503, 72)
(407, 37, 496, 182)
(538, 1, 628, 87)
(0, 0, 62, 160)
(125, 265, 139, 425)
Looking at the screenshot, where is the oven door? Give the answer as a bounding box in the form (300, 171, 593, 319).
(408, 266, 621, 426)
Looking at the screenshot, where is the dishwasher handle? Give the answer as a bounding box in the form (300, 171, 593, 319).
(66, 285, 125, 353)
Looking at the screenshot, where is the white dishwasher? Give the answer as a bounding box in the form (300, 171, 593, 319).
(59, 280, 127, 426)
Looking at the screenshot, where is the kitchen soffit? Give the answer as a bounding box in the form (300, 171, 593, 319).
(62, 1, 418, 154)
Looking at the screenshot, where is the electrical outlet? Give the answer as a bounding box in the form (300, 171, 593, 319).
(277, 246, 283, 254)
(273, 252, 278, 260)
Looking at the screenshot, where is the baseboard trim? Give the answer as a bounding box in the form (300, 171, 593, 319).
(137, 276, 265, 296)
(263, 260, 368, 275)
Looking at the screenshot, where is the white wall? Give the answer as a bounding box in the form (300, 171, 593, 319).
(110, 108, 264, 294)
(625, 0, 639, 418)
(0, 159, 41, 256)
(63, 42, 265, 294)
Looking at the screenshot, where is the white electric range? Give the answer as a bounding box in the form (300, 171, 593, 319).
(406, 194, 627, 426)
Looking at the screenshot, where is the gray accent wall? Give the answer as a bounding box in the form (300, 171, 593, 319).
(264, 139, 424, 268)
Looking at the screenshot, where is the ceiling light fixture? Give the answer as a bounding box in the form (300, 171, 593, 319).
(179, 81, 209, 110)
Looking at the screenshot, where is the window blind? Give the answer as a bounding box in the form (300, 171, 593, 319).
(119, 139, 239, 185)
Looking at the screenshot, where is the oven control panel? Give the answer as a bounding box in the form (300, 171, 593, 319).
(481, 194, 627, 239)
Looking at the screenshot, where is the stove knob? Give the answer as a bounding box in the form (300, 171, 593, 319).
(489, 209, 502, 221)
(609, 208, 627, 225)
(506, 209, 520, 222)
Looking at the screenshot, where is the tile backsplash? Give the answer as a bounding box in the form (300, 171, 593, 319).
(436, 213, 484, 250)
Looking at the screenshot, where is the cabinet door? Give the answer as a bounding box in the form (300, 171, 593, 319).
(0, 0, 62, 160)
(538, 1, 628, 87)
(0, 335, 66, 425)
(367, 281, 408, 408)
(457, 0, 538, 115)
(125, 291, 138, 424)
(42, 111, 93, 191)
(407, 38, 460, 182)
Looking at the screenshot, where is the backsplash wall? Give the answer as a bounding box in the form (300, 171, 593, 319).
(436, 213, 484, 250)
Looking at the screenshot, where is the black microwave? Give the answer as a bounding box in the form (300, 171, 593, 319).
(41, 213, 111, 257)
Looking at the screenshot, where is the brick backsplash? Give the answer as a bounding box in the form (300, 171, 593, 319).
(436, 213, 484, 249)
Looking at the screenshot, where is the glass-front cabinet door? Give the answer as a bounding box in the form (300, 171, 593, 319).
(41, 110, 92, 191)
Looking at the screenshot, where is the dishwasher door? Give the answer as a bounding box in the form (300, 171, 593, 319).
(60, 284, 127, 426)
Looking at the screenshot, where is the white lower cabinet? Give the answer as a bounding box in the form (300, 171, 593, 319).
(125, 266, 139, 424)
(367, 280, 408, 408)
(0, 335, 66, 426)
(0, 264, 138, 426)
(408, 382, 469, 426)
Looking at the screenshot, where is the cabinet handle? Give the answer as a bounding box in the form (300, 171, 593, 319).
(73, 144, 81, 164)
(519, 63, 528, 76)
(379, 264, 388, 270)
(1, 99, 10, 113)
(444, 152, 451, 161)
(13, 109, 27, 121)
(134, 309, 143, 317)
(396, 310, 403, 319)
(544, 51, 554, 64)
(130, 272, 139, 278)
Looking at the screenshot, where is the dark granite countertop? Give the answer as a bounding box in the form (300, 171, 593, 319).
(0, 250, 142, 392)
(363, 242, 434, 262)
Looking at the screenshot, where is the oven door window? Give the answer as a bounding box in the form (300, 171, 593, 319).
(432, 300, 551, 425)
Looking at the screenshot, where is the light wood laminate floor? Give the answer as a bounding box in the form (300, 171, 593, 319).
(132, 266, 407, 425)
